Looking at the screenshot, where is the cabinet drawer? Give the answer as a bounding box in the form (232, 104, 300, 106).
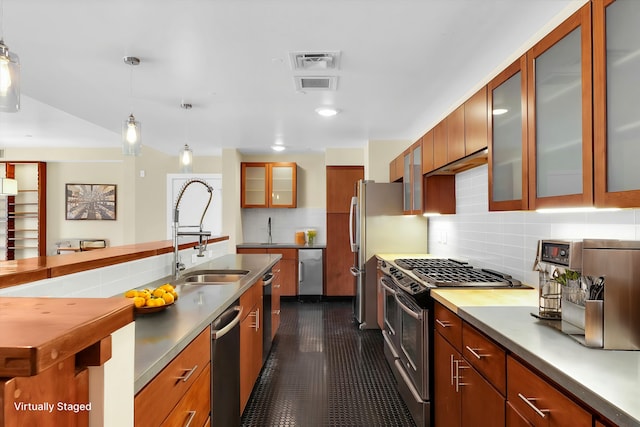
(434, 302, 462, 351)
(135, 327, 211, 427)
(462, 323, 506, 395)
(161, 363, 211, 427)
(507, 356, 591, 427)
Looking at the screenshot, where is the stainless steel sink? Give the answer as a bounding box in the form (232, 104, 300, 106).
(181, 269, 249, 284)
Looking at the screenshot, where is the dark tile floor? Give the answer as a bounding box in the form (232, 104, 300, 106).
(241, 299, 416, 427)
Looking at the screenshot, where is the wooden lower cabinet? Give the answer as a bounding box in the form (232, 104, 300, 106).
(506, 402, 535, 427)
(458, 359, 505, 427)
(237, 248, 298, 296)
(135, 327, 211, 427)
(161, 363, 211, 427)
(326, 213, 355, 296)
(0, 356, 89, 427)
(507, 356, 591, 427)
(434, 332, 505, 427)
(272, 261, 282, 339)
(434, 332, 462, 427)
(239, 281, 263, 414)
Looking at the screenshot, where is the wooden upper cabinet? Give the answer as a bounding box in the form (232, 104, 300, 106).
(326, 166, 364, 213)
(465, 87, 488, 155)
(422, 129, 435, 174)
(401, 140, 423, 215)
(593, 0, 640, 208)
(448, 105, 466, 164)
(389, 155, 404, 183)
(433, 119, 449, 169)
(527, 3, 593, 210)
(241, 162, 297, 208)
(488, 56, 529, 211)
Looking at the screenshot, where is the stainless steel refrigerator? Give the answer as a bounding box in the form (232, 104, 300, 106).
(349, 180, 428, 329)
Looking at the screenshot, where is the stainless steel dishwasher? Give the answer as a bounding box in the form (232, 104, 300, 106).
(298, 248, 323, 295)
(211, 302, 242, 427)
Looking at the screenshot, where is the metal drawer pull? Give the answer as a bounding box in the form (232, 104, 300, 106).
(435, 319, 451, 328)
(177, 365, 198, 382)
(517, 393, 548, 418)
(465, 345, 483, 359)
(184, 410, 197, 427)
(450, 354, 456, 386)
(455, 361, 469, 392)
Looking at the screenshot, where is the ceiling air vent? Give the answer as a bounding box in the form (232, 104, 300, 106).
(290, 51, 341, 71)
(294, 76, 338, 91)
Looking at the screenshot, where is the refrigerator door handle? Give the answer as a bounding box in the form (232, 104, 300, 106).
(349, 196, 358, 252)
(350, 266, 362, 277)
(299, 261, 304, 283)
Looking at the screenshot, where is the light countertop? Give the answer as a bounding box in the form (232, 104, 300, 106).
(130, 253, 281, 394)
(431, 289, 640, 427)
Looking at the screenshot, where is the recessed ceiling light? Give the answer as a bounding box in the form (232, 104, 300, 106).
(271, 145, 286, 152)
(492, 108, 508, 115)
(315, 107, 339, 117)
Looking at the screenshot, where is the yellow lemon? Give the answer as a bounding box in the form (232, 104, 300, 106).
(170, 290, 179, 301)
(139, 290, 151, 300)
(133, 296, 146, 308)
(154, 297, 166, 307)
(160, 283, 174, 292)
(145, 298, 157, 307)
(124, 289, 137, 298)
(161, 292, 174, 304)
(152, 288, 166, 298)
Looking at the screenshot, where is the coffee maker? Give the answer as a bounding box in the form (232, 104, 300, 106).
(533, 240, 583, 320)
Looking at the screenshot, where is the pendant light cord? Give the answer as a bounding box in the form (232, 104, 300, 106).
(0, 0, 5, 40)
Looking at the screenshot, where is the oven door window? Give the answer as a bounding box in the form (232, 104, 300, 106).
(382, 278, 398, 336)
(397, 295, 422, 372)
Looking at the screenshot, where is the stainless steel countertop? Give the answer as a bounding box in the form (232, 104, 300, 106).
(132, 253, 281, 394)
(458, 305, 640, 427)
(237, 242, 326, 249)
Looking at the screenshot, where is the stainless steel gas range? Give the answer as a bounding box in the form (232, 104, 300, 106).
(379, 257, 524, 427)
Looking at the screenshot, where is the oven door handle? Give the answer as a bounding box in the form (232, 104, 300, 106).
(380, 278, 397, 295)
(396, 296, 422, 321)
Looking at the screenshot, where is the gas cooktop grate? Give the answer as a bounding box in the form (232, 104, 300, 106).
(412, 267, 514, 287)
(394, 258, 469, 270)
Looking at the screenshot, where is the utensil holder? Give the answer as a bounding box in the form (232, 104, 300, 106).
(585, 300, 604, 348)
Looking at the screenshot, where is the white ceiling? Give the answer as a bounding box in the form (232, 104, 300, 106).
(0, 0, 581, 156)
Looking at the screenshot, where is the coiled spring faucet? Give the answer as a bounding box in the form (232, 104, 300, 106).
(173, 178, 214, 278)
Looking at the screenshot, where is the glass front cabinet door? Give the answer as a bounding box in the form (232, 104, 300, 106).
(241, 162, 297, 208)
(488, 56, 528, 211)
(594, 0, 640, 207)
(527, 4, 593, 209)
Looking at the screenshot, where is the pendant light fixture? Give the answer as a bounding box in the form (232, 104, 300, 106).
(0, 0, 20, 112)
(179, 102, 193, 173)
(122, 56, 141, 156)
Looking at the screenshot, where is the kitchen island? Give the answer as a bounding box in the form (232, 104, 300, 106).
(132, 253, 281, 393)
(432, 289, 640, 427)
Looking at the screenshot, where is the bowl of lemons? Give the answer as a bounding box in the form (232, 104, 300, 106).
(124, 283, 178, 314)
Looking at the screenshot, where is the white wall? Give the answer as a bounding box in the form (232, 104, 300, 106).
(428, 165, 640, 287)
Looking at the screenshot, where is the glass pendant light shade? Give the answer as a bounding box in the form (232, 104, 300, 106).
(122, 113, 142, 156)
(0, 177, 18, 195)
(179, 144, 193, 173)
(0, 40, 20, 113)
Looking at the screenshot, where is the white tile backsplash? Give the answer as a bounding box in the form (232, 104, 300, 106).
(241, 208, 327, 244)
(428, 164, 640, 287)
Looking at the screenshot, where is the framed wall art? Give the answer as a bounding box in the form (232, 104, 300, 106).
(65, 184, 117, 220)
